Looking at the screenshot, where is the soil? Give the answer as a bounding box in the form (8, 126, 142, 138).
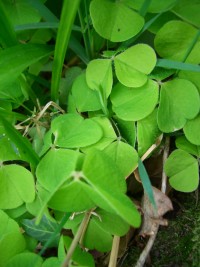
(120, 190, 200, 267)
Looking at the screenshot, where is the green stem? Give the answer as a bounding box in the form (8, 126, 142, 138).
(39, 213, 71, 256)
(61, 210, 92, 267)
(78, 6, 91, 60)
(139, 0, 152, 17)
(182, 29, 200, 63)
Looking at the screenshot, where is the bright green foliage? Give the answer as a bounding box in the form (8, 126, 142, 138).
(157, 79, 200, 132)
(6, 253, 43, 267)
(51, 114, 103, 148)
(130, 0, 177, 13)
(164, 149, 199, 192)
(69, 73, 102, 112)
(82, 116, 117, 151)
(90, 0, 144, 42)
(176, 136, 200, 157)
(1, 0, 200, 264)
(0, 44, 53, 88)
(111, 79, 159, 121)
(0, 164, 35, 209)
(61, 236, 95, 266)
(155, 20, 200, 63)
(86, 59, 113, 97)
(184, 114, 200, 145)
(2, 0, 41, 25)
(137, 109, 161, 157)
(103, 140, 138, 177)
(114, 44, 157, 87)
(173, 0, 200, 27)
(0, 210, 26, 266)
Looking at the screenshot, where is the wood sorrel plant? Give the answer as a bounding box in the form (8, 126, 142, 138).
(0, 0, 200, 266)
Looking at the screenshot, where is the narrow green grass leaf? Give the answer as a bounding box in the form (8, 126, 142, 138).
(138, 158, 156, 207)
(27, 0, 59, 23)
(139, 0, 152, 16)
(39, 213, 71, 256)
(0, 1, 18, 47)
(0, 44, 53, 88)
(156, 59, 200, 72)
(51, 0, 81, 102)
(14, 22, 81, 32)
(0, 115, 39, 168)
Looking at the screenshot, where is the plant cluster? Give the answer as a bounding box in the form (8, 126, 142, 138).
(0, 0, 200, 266)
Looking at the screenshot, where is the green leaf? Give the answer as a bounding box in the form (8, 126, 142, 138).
(137, 109, 161, 157)
(90, 0, 144, 42)
(138, 159, 156, 207)
(48, 179, 95, 212)
(69, 73, 102, 112)
(0, 210, 26, 266)
(176, 136, 200, 157)
(0, 115, 39, 167)
(103, 141, 138, 178)
(164, 149, 199, 192)
(0, 164, 35, 209)
(82, 116, 117, 151)
(62, 236, 95, 266)
(128, 0, 177, 13)
(2, 0, 41, 25)
(36, 148, 79, 192)
(0, 44, 53, 88)
(154, 20, 200, 63)
(114, 44, 157, 87)
(86, 59, 113, 97)
(51, 114, 103, 148)
(111, 79, 159, 121)
(6, 253, 43, 267)
(81, 216, 113, 252)
(22, 215, 59, 246)
(157, 79, 200, 132)
(42, 258, 60, 267)
(173, 0, 200, 28)
(179, 71, 200, 93)
(51, 0, 81, 101)
(183, 114, 200, 145)
(0, 1, 18, 47)
(82, 149, 141, 227)
(113, 117, 136, 146)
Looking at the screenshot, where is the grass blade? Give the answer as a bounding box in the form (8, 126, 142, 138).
(138, 158, 156, 207)
(0, 2, 18, 47)
(0, 115, 39, 168)
(0, 44, 53, 88)
(156, 59, 200, 72)
(51, 0, 81, 102)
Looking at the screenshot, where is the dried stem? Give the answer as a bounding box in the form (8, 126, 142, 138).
(134, 136, 170, 267)
(108, 236, 120, 267)
(61, 210, 92, 267)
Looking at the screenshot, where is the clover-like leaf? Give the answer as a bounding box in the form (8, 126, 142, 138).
(155, 20, 200, 63)
(111, 79, 159, 121)
(90, 0, 144, 42)
(128, 0, 177, 13)
(184, 114, 200, 145)
(114, 44, 157, 87)
(176, 136, 200, 157)
(86, 59, 113, 97)
(51, 113, 103, 148)
(69, 73, 101, 112)
(103, 140, 138, 178)
(6, 253, 43, 267)
(137, 109, 161, 157)
(164, 149, 199, 192)
(0, 164, 35, 209)
(157, 79, 200, 132)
